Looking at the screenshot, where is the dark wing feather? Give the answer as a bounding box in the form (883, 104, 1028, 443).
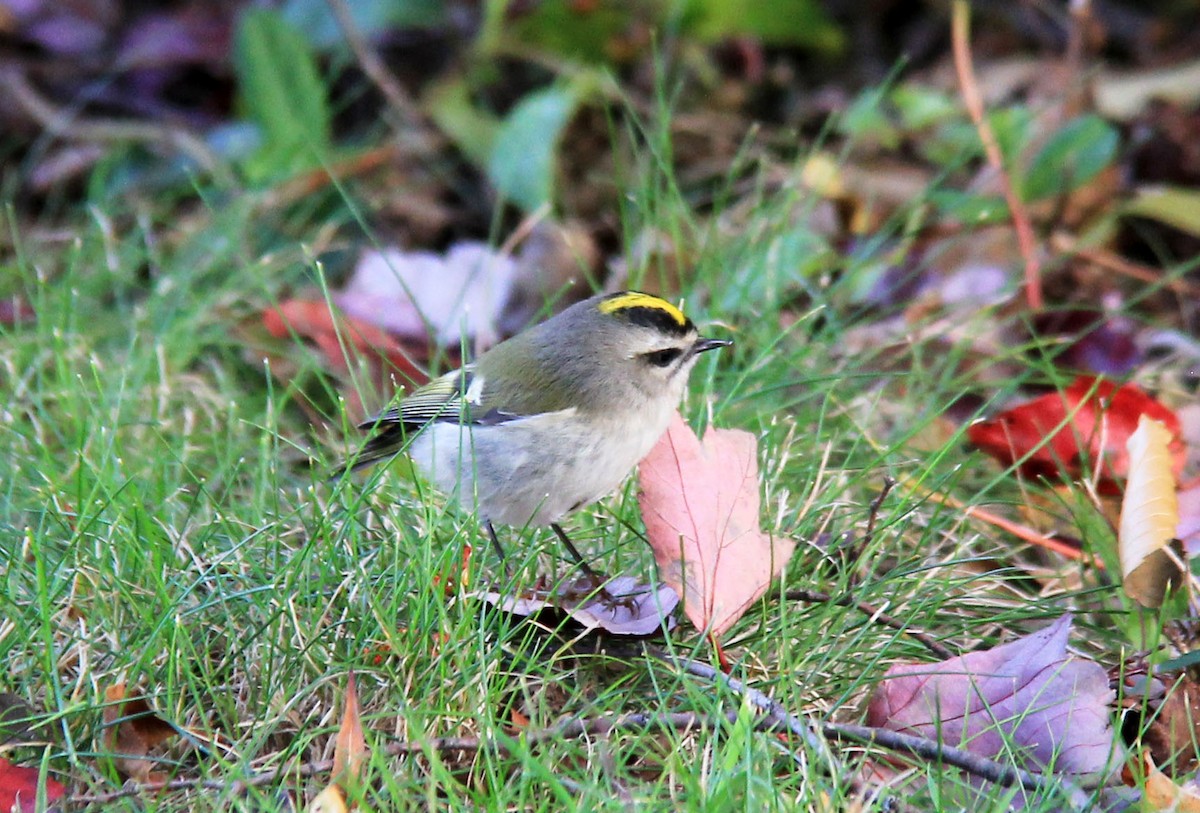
(337, 367, 473, 473)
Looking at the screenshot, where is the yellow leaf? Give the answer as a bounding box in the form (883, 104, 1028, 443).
(1119, 416, 1181, 608)
(307, 785, 348, 813)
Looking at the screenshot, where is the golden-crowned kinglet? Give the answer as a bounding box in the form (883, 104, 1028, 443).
(344, 290, 731, 563)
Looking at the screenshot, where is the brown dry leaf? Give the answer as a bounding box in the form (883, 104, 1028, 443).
(1138, 751, 1200, 812)
(307, 674, 367, 812)
(637, 412, 795, 638)
(0, 694, 38, 746)
(1120, 416, 1182, 608)
(1141, 672, 1200, 776)
(332, 673, 367, 791)
(101, 683, 178, 782)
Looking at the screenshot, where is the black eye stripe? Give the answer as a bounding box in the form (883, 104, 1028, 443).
(643, 348, 683, 367)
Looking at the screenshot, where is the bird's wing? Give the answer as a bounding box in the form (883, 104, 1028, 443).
(361, 366, 471, 431)
(359, 364, 527, 432)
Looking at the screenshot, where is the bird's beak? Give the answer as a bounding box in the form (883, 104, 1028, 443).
(691, 337, 732, 355)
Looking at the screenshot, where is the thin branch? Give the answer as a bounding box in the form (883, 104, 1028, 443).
(1, 67, 232, 185)
(663, 649, 1095, 811)
(324, 0, 438, 152)
(68, 705, 1098, 811)
(950, 0, 1043, 311)
(822, 722, 1095, 810)
(785, 589, 955, 660)
(66, 713, 723, 807)
(844, 475, 898, 584)
(1050, 231, 1200, 299)
(658, 651, 840, 773)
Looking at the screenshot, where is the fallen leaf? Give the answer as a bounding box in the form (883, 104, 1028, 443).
(472, 574, 679, 637)
(1119, 416, 1182, 608)
(867, 615, 1122, 784)
(0, 694, 38, 746)
(0, 297, 36, 327)
(967, 376, 1185, 494)
(335, 242, 517, 350)
(1029, 307, 1143, 376)
(262, 299, 430, 383)
(0, 757, 66, 813)
(1180, 483, 1200, 558)
(307, 785, 348, 813)
(1137, 751, 1200, 812)
(101, 683, 179, 782)
(332, 674, 367, 791)
(1138, 672, 1200, 776)
(637, 413, 796, 638)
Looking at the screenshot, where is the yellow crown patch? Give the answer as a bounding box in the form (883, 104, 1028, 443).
(597, 292, 687, 327)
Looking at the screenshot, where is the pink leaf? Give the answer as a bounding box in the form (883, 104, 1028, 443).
(637, 413, 795, 638)
(867, 615, 1122, 781)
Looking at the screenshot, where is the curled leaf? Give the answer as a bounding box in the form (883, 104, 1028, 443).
(472, 574, 679, 637)
(101, 684, 179, 782)
(332, 674, 367, 790)
(1119, 416, 1182, 608)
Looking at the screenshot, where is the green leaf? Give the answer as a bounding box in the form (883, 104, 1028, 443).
(487, 83, 583, 212)
(927, 190, 1008, 225)
(234, 9, 330, 177)
(424, 78, 501, 166)
(839, 88, 899, 150)
(1022, 115, 1119, 201)
(890, 85, 959, 130)
(504, 3, 635, 63)
(680, 0, 844, 52)
(1123, 186, 1200, 239)
(986, 106, 1033, 169)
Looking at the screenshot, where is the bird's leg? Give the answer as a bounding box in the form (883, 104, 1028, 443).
(550, 522, 622, 603)
(486, 521, 514, 581)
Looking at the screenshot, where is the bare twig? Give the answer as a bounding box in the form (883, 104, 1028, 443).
(1050, 232, 1200, 299)
(864, 476, 897, 551)
(659, 651, 838, 772)
(1, 67, 232, 184)
(924, 488, 1101, 566)
(822, 721, 1096, 810)
(68, 701, 1098, 810)
(67, 712, 724, 807)
(843, 475, 898, 582)
(785, 589, 954, 660)
(324, 0, 438, 151)
(950, 0, 1043, 311)
(665, 650, 1095, 810)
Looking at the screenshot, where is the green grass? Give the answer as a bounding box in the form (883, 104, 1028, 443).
(0, 119, 1146, 811)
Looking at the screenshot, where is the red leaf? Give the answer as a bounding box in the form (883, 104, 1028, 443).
(967, 376, 1184, 494)
(868, 615, 1122, 782)
(262, 300, 430, 385)
(0, 757, 66, 812)
(637, 413, 795, 638)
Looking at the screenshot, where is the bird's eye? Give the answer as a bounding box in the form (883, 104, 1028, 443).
(643, 347, 683, 367)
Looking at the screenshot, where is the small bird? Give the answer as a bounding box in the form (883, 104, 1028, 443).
(343, 290, 731, 566)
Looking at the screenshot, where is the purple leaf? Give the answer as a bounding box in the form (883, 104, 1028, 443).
(867, 615, 1122, 781)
